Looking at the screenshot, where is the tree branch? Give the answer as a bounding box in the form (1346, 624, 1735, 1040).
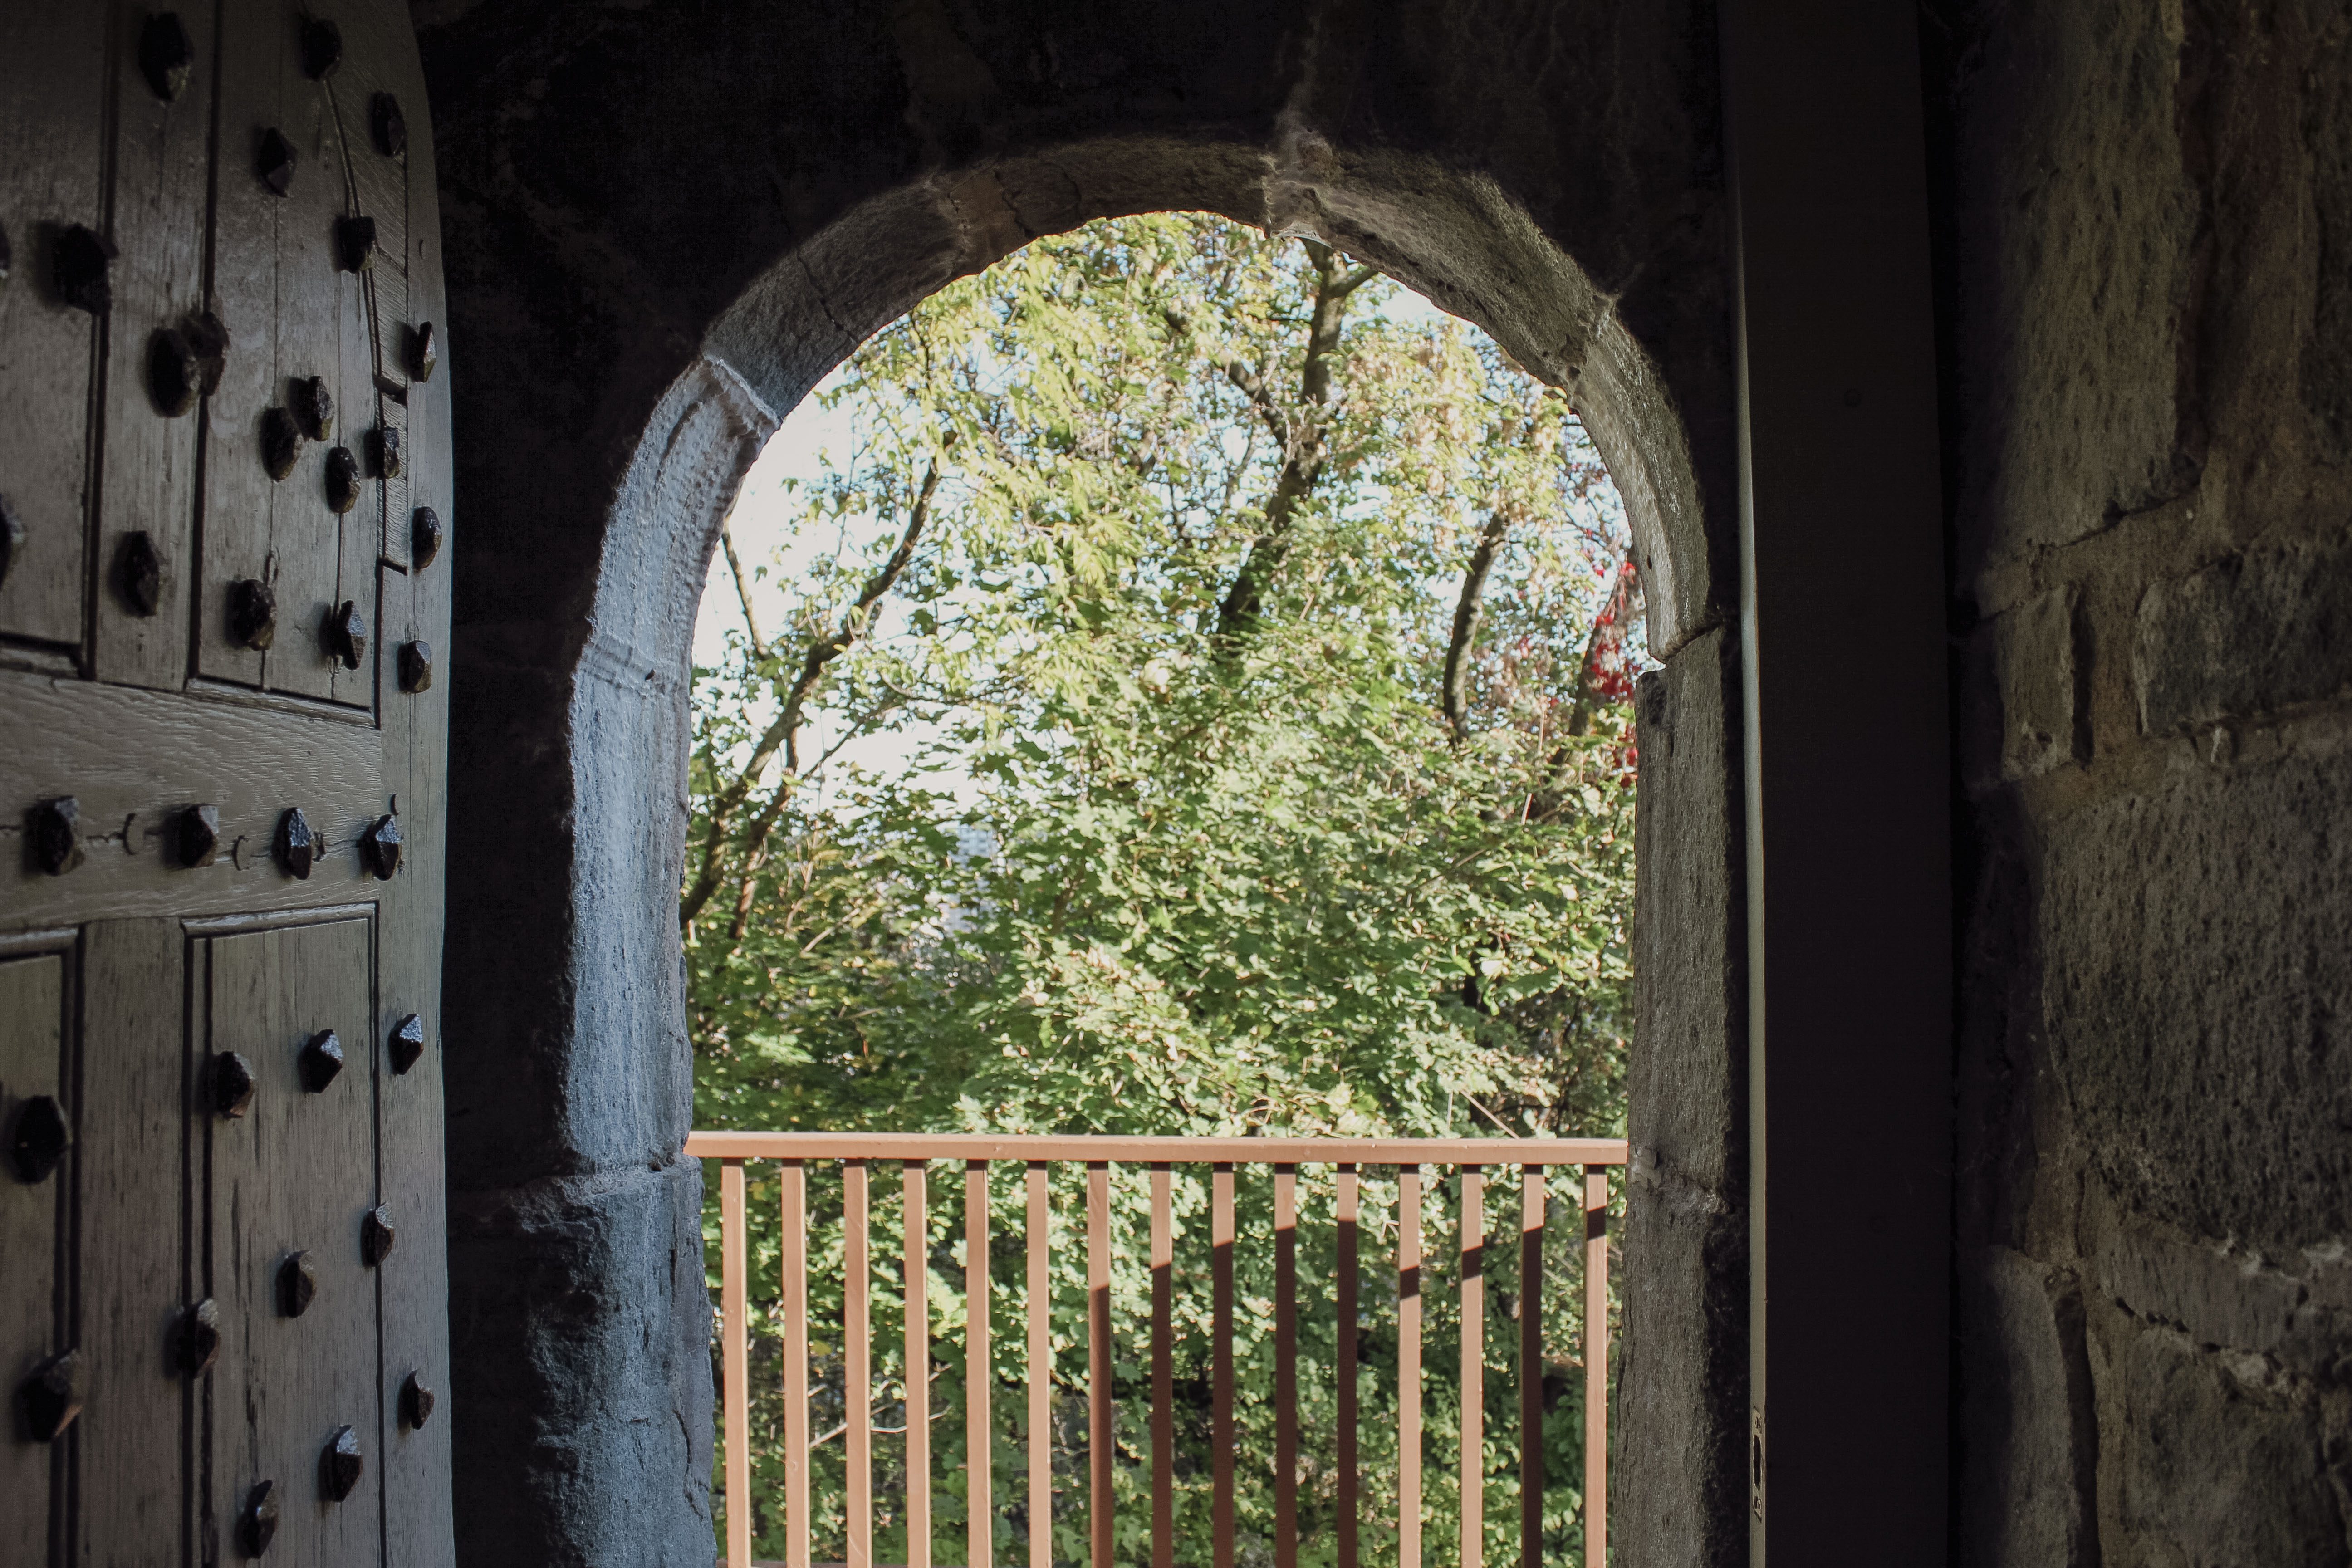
(720, 521, 768, 661)
(1441, 511, 1512, 740)
(1213, 244, 1368, 643)
(681, 447, 951, 928)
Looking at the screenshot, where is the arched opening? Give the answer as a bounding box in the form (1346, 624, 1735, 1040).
(441, 132, 1746, 1568)
(685, 210, 1646, 1563)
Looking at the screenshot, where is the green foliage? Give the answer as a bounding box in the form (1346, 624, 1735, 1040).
(687, 212, 1638, 1567)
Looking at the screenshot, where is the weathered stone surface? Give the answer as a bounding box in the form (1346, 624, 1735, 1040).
(2107, 1318, 2344, 1567)
(1622, 628, 1746, 1568)
(2042, 750, 2352, 1256)
(1997, 587, 2085, 779)
(1956, 1250, 2096, 1568)
(2135, 536, 2352, 733)
(448, 1161, 714, 1568)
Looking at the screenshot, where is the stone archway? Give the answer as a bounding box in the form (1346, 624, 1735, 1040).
(419, 8, 1747, 1563)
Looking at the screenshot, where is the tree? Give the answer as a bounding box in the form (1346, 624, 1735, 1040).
(686, 212, 1641, 1567)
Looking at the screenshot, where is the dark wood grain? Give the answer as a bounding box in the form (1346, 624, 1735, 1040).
(91, 0, 216, 691)
(0, 669, 382, 928)
(76, 919, 190, 1562)
(206, 916, 383, 1568)
(0, 952, 66, 1541)
(0, 6, 103, 648)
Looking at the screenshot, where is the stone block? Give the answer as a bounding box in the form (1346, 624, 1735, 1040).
(1956, 1249, 2096, 1568)
(2134, 536, 2352, 733)
(2112, 1322, 2343, 1567)
(2043, 750, 2352, 1254)
(1622, 628, 1747, 1568)
(1997, 587, 2086, 779)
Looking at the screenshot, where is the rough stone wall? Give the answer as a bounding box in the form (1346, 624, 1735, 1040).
(1928, 1, 2352, 1560)
(412, 3, 1749, 1564)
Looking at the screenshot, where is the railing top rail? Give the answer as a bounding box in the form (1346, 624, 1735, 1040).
(682, 1131, 1628, 1166)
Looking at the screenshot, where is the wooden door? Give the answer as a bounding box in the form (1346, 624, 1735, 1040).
(0, 3, 452, 1562)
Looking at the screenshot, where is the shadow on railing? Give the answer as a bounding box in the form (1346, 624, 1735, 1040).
(687, 1133, 1627, 1568)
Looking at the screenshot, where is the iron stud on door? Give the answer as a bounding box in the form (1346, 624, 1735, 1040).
(53, 225, 113, 314)
(320, 1426, 364, 1502)
(114, 532, 163, 617)
(291, 376, 333, 441)
(371, 93, 407, 158)
(29, 797, 83, 876)
(411, 505, 444, 566)
(409, 322, 437, 383)
(255, 127, 296, 196)
(362, 1205, 396, 1266)
(177, 804, 221, 867)
(401, 1371, 436, 1429)
(333, 216, 375, 274)
(239, 1482, 279, 1557)
(367, 424, 401, 479)
(228, 578, 277, 650)
(298, 1029, 345, 1093)
(174, 1299, 220, 1377)
(322, 600, 367, 668)
(398, 641, 432, 693)
(19, 1351, 83, 1442)
(260, 407, 301, 480)
(137, 12, 195, 102)
(324, 448, 360, 513)
(388, 1013, 427, 1074)
(274, 808, 315, 879)
(149, 328, 200, 416)
(8, 1094, 69, 1182)
(363, 815, 402, 879)
(208, 1052, 257, 1118)
(277, 1252, 317, 1318)
(299, 18, 341, 79)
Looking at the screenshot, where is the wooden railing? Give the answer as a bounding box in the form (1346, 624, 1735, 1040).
(689, 1133, 1627, 1568)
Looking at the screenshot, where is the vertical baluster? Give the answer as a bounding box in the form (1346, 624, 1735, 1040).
(848, 1161, 873, 1568)
(1459, 1168, 1484, 1568)
(969, 1161, 993, 1568)
(721, 1159, 751, 1568)
(1519, 1167, 1545, 1568)
(783, 1160, 813, 1568)
(1337, 1164, 1360, 1568)
(1583, 1166, 1609, 1568)
(1151, 1163, 1174, 1568)
(906, 1161, 932, 1568)
(1087, 1161, 1113, 1568)
(1026, 1162, 1051, 1568)
(1400, 1164, 1423, 1568)
(1212, 1161, 1237, 1568)
(1274, 1163, 1298, 1568)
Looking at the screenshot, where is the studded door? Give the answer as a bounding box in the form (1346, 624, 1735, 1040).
(0, 3, 452, 1563)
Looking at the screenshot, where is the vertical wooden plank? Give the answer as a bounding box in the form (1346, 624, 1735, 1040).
(967, 1161, 991, 1568)
(0, 953, 66, 1550)
(1519, 1169, 1545, 1568)
(783, 1160, 811, 1568)
(1336, 1165, 1359, 1568)
(0, 7, 103, 647)
(1582, 1168, 1608, 1568)
(1025, 1163, 1049, 1568)
(78, 921, 191, 1567)
(206, 918, 381, 1568)
(1399, 1165, 1423, 1568)
(193, 0, 287, 691)
(1150, 1163, 1172, 1568)
(721, 1159, 750, 1568)
(263, 0, 353, 701)
(905, 1160, 931, 1568)
(1086, 1161, 1111, 1568)
(356, 10, 452, 1564)
(846, 1161, 872, 1568)
(92, 0, 218, 689)
(1459, 1169, 1484, 1568)
(1274, 1164, 1297, 1568)
(1211, 1162, 1235, 1568)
